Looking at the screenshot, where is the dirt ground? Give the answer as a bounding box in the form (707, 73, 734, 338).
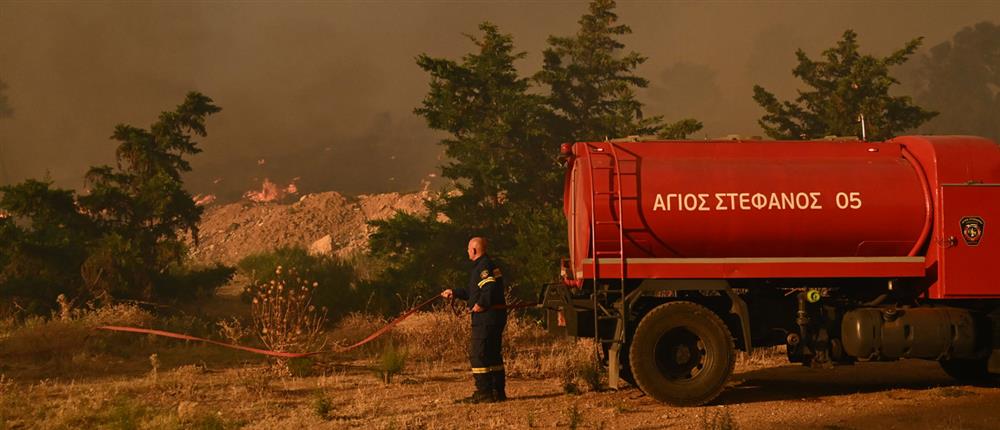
(2, 353, 998, 430)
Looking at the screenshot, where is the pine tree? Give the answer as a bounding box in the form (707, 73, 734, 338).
(535, 0, 701, 141)
(369, 23, 562, 308)
(753, 30, 936, 141)
(78, 92, 224, 300)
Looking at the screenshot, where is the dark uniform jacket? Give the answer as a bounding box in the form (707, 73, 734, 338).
(453, 255, 507, 326)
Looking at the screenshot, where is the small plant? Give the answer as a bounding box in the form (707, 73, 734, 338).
(250, 265, 328, 353)
(312, 391, 334, 420)
(578, 359, 603, 392)
(215, 317, 249, 345)
(149, 353, 160, 380)
(562, 378, 581, 395)
(567, 404, 584, 430)
(700, 406, 738, 430)
(374, 343, 408, 384)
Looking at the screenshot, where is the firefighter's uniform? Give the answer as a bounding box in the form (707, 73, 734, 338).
(452, 254, 507, 401)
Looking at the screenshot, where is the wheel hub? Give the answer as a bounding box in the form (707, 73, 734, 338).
(654, 327, 707, 380)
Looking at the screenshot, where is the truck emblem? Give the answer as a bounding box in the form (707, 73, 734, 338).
(960, 216, 984, 246)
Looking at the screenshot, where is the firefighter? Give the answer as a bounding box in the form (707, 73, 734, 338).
(441, 237, 507, 403)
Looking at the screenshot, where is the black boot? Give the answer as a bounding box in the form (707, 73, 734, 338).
(457, 373, 495, 404)
(491, 370, 507, 401)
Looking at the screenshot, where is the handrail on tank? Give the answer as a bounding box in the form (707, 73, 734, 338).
(901, 146, 933, 257)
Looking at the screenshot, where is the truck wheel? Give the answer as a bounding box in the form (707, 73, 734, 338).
(940, 357, 999, 386)
(629, 301, 735, 406)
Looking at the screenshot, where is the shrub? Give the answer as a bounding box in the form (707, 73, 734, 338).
(312, 391, 334, 420)
(374, 343, 408, 384)
(249, 265, 328, 354)
(238, 247, 359, 320)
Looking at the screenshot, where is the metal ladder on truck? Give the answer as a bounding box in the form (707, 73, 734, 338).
(585, 141, 638, 389)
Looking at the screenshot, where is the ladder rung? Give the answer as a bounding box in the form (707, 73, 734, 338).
(595, 251, 623, 256)
(594, 221, 620, 225)
(594, 191, 616, 196)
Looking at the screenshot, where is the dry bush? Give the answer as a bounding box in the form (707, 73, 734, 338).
(394, 310, 467, 362)
(249, 265, 327, 353)
(216, 316, 251, 344)
(735, 346, 786, 372)
(0, 303, 154, 360)
(328, 312, 390, 358)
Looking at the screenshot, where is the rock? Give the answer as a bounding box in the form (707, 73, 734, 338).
(309, 234, 333, 256)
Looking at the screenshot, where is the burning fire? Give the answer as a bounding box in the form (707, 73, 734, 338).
(244, 178, 300, 203)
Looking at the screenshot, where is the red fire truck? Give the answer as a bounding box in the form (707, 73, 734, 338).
(542, 135, 1000, 406)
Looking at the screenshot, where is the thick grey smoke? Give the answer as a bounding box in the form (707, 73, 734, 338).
(0, 1, 997, 200)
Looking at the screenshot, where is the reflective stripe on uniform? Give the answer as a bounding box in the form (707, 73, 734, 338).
(477, 277, 496, 288)
(471, 365, 504, 374)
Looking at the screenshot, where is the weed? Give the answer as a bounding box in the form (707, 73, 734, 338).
(215, 317, 250, 345)
(526, 412, 535, 428)
(374, 343, 408, 384)
(578, 358, 603, 392)
(100, 396, 146, 430)
(562, 379, 581, 395)
(700, 406, 738, 430)
(312, 391, 334, 420)
(250, 265, 328, 353)
(149, 353, 160, 380)
(567, 403, 584, 430)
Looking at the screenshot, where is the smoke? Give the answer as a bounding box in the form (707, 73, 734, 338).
(0, 2, 997, 197)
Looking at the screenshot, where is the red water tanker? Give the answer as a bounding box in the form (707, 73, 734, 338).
(543, 135, 1000, 406)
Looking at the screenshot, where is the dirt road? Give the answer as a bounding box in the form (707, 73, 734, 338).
(3, 353, 999, 429)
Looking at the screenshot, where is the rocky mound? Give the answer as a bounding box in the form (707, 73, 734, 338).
(187, 191, 429, 266)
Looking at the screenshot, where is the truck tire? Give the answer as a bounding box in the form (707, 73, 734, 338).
(629, 301, 735, 406)
(939, 357, 999, 386)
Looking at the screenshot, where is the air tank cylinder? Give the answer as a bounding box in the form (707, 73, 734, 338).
(841, 307, 979, 360)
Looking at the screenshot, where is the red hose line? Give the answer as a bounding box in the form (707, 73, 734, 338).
(96, 296, 541, 358)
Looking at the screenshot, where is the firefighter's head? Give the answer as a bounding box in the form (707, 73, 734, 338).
(467, 237, 487, 261)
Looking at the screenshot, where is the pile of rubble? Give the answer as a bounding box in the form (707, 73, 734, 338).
(187, 191, 429, 266)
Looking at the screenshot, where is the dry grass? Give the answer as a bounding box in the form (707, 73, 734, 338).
(0, 304, 799, 429)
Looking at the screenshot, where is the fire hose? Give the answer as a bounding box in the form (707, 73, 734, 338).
(96, 297, 541, 359)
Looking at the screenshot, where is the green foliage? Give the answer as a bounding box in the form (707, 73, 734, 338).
(237, 247, 359, 319)
(312, 391, 334, 420)
(79, 92, 221, 299)
(0, 179, 96, 311)
(753, 29, 936, 141)
(913, 21, 1000, 142)
(371, 23, 562, 309)
(374, 342, 408, 384)
(0, 93, 229, 313)
(369, 2, 702, 308)
(536, 0, 701, 141)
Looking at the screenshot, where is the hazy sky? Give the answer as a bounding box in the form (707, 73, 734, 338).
(1, 1, 997, 200)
